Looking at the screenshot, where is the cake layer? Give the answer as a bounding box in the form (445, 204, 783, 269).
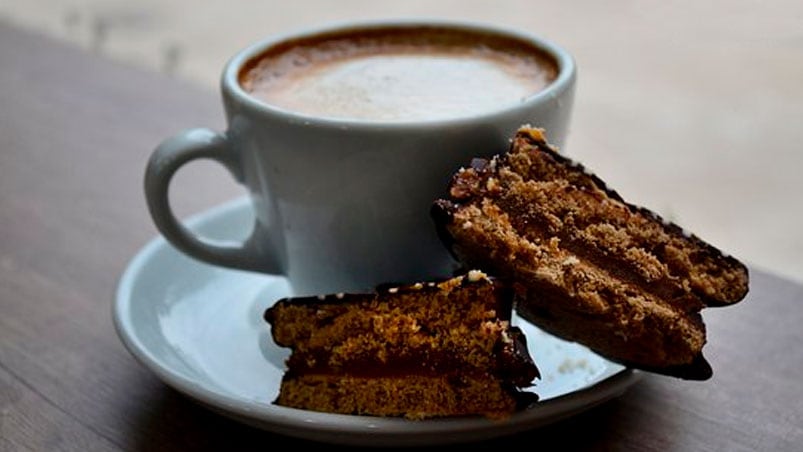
(277, 326, 534, 382)
(432, 127, 749, 379)
(275, 373, 537, 420)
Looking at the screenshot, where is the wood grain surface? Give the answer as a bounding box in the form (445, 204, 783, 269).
(0, 23, 801, 451)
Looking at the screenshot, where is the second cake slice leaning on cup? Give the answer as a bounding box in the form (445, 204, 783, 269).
(432, 126, 749, 380)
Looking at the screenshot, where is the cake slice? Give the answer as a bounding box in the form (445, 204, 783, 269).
(432, 126, 749, 380)
(264, 271, 539, 419)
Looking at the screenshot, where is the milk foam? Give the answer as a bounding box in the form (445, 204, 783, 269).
(254, 54, 544, 121)
(241, 29, 557, 122)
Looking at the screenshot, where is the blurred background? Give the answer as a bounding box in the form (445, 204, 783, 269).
(1, 0, 801, 283)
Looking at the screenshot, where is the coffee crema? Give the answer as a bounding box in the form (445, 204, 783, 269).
(239, 27, 558, 121)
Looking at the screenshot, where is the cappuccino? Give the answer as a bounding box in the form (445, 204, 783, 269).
(240, 27, 557, 121)
(147, 20, 575, 293)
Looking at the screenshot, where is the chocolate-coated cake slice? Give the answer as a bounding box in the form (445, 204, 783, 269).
(432, 127, 749, 380)
(264, 271, 539, 419)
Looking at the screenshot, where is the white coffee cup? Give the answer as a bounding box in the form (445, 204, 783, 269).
(144, 19, 576, 295)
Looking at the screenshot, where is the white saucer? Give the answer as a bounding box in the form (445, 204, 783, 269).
(114, 197, 641, 446)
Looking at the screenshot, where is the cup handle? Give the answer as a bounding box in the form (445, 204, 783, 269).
(144, 128, 282, 274)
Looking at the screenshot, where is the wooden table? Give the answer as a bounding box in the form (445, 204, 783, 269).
(1, 23, 801, 451)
